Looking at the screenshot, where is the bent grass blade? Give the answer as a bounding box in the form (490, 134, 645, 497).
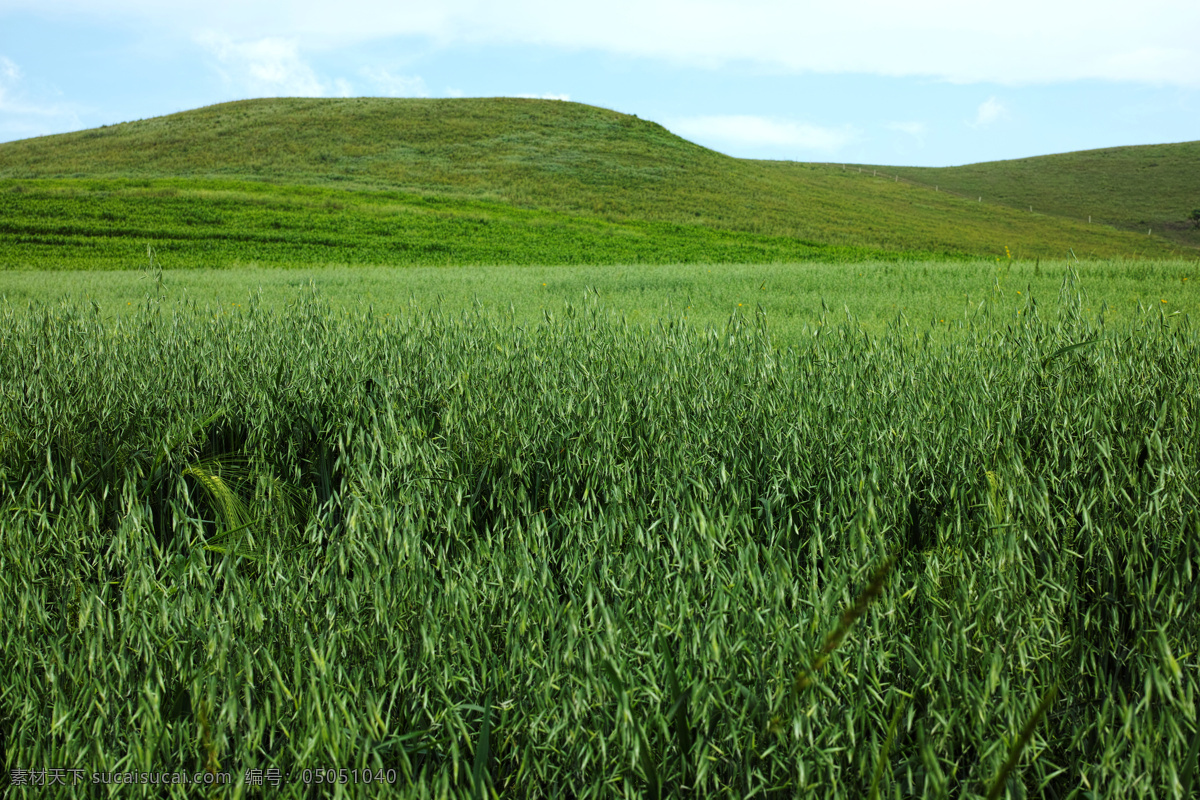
(985, 683, 1058, 800)
(794, 554, 896, 694)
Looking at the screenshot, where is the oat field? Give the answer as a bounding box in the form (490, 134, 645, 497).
(1, 271, 1197, 798)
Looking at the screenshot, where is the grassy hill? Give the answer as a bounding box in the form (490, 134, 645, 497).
(0, 97, 1190, 268)
(865, 141, 1200, 250)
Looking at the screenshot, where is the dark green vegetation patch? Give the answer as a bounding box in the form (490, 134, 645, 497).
(1, 277, 1197, 797)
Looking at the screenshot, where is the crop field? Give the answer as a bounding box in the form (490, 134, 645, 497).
(1, 268, 1197, 798)
(1, 95, 1198, 798)
(3, 256, 1198, 341)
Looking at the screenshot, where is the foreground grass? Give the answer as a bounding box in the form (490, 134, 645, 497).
(2, 257, 1197, 340)
(1, 273, 1197, 797)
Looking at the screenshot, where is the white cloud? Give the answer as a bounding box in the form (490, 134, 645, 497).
(970, 96, 1007, 128)
(1100, 46, 1197, 81)
(0, 56, 23, 109)
(0, 55, 83, 142)
(514, 92, 569, 101)
(361, 67, 428, 97)
(445, 87, 465, 98)
(197, 34, 330, 96)
(1, 56, 19, 84)
(8, 0, 1200, 87)
(668, 114, 856, 153)
(887, 121, 927, 138)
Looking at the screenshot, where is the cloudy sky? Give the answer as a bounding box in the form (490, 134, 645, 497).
(2, 0, 1197, 166)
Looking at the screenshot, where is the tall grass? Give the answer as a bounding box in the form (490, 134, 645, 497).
(0, 274, 1197, 797)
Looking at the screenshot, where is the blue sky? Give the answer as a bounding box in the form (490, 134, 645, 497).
(1, 0, 1197, 166)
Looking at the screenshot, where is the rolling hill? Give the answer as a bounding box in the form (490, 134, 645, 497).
(866, 141, 1200, 251)
(0, 97, 1190, 268)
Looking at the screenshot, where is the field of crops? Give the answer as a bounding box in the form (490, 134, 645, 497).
(1, 271, 1198, 798)
(3, 257, 1197, 343)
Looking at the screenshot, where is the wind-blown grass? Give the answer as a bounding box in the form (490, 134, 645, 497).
(0, 272, 1197, 797)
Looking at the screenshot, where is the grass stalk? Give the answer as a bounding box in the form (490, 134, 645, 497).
(985, 683, 1058, 800)
(868, 699, 906, 800)
(794, 555, 896, 694)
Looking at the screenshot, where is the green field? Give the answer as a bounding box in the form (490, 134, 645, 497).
(2, 97, 1198, 797)
(4, 258, 1197, 342)
(0, 178, 899, 271)
(1, 281, 1197, 797)
(1, 98, 1193, 265)
(868, 140, 1200, 251)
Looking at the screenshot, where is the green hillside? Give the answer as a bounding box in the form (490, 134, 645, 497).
(0, 97, 1189, 267)
(867, 141, 1200, 250)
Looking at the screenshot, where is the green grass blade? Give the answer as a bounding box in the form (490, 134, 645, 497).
(602, 659, 626, 695)
(603, 659, 660, 799)
(636, 720, 661, 800)
(795, 554, 895, 694)
(868, 699, 906, 800)
(151, 407, 227, 478)
(1180, 718, 1200, 799)
(472, 690, 493, 800)
(661, 639, 693, 782)
(985, 683, 1058, 800)
(1040, 337, 1099, 367)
